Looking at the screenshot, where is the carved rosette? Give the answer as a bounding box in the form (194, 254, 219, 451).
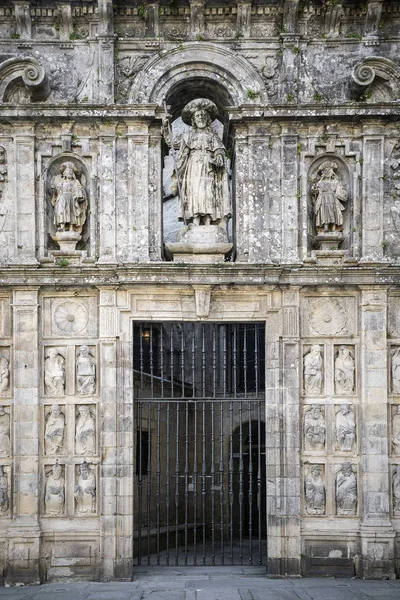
(309, 299, 347, 336)
(52, 302, 89, 336)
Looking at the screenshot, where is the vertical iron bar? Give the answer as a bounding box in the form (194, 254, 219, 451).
(156, 400, 161, 565)
(228, 326, 234, 565)
(137, 401, 143, 565)
(248, 400, 253, 566)
(219, 396, 225, 565)
(239, 326, 244, 565)
(170, 323, 174, 399)
(192, 323, 196, 398)
(181, 325, 185, 398)
(166, 400, 170, 565)
(149, 324, 154, 398)
(258, 396, 262, 565)
(211, 387, 215, 565)
(201, 395, 206, 565)
(139, 324, 144, 394)
(184, 397, 189, 565)
(243, 324, 247, 397)
(193, 398, 198, 566)
(175, 400, 180, 565)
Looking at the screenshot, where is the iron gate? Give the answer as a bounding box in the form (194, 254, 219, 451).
(132, 322, 266, 566)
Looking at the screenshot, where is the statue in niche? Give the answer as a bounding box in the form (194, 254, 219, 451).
(334, 346, 355, 395)
(74, 461, 96, 514)
(392, 405, 400, 455)
(164, 98, 231, 228)
(303, 345, 323, 395)
(304, 465, 326, 515)
(392, 348, 400, 394)
(51, 162, 88, 234)
(44, 349, 65, 396)
(0, 466, 8, 513)
(336, 404, 356, 452)
(75, 405, 96, 455)
(311, 162, 348, 234)
(393, 465, 400, 513)
(45, 404, 65, 455)
(0, 406, 10, 457)
(0, 354, 9, 395)
(336, 462, 357, 515)
(76, 346, 96, 395)
(45, 461, 65, 516)
(304, 405, 325, 451)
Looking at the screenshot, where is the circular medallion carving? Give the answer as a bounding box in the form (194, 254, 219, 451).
(309, 299, 347, 336)
(53, 301, 88, 335)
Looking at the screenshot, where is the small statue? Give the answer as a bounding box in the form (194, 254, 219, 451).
(312, 162, 348, 234)
(0, 465, 8, 512)
(44, 349, 65, 396)
(336, 404, 356, 452)
(0, 406, 10, 457)
(75, 405, 96, 455)
(392, 405, 400, 455)
(74, 461, 96, 514)
(304, 465, 326, 515)
(45, 461, 65, 516)
(304, 345, 323, 395)
(392, 347, 400, 394)
(393, 465, 400, 513)
(51, 162, 88, 233)
(304, 405, 325, 451)
(45, 404, 65, 455)
(76, 346, 96, 395)
(0, 355, 9, 395)
(334, 346, 355, 395)
(336, 462, 357, 515)
(163, 98, 231, 228)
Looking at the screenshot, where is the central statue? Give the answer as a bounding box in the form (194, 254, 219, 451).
(166, 98, 231, 228)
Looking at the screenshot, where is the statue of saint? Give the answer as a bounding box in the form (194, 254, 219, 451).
(304, 345, 323, 395)
(393, 465, 400, 513)
(44, 349, 65, 396)
(45, 462, 65, 516)
(392, 405, 400, 455)
(51, 162, 88, 233)
(304, 465, 326, 515)
(392, 348, 400, 394)
(45, 404, 65, 455)
(0, 355, 9, 394)
(312, 162, 348, 233)
(0, 466, 8, 513)
(74, 461, 96, 514)
(76, 346, 96, 396)
(336, 462, 357, 515)
(164, 98, 231, 227)
(334, 346, 355, 395)
(304, 405, 325, 451)
(0, 406, 10, 456)
(75, 405, 96, 455)
(336, 404, 356, 452)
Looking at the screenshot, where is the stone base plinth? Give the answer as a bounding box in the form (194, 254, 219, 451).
(51, 230, 81, 253)
(165, 224, 233, 263)
(315, 231, 344, 251)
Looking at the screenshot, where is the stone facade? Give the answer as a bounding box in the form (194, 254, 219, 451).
(0, 0, 399, 583)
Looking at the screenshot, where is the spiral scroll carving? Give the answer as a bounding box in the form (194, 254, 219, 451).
(352, 64, 375, 87)
(22, 61, 50, 101)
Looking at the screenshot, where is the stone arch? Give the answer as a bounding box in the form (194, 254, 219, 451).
(128, 43, 267, 108)
(0, 57, 51, 103)
(350, 57, 400, 102)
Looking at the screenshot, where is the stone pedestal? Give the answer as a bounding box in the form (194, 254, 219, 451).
(314, 231, 345, 266)
(165, 224, 233, 263)
(50, 231, 85, 265)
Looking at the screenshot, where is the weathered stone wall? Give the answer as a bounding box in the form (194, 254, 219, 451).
(0, 0, 400, 583)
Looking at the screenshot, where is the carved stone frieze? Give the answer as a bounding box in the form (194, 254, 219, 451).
(304, 464, 326, 515)
(335, 404, 356, 452)
(44, 349, 66, 397)
(74, 461, 96, 515)
(304, 405, 325, 451)
(336, 462, 357, 516)
(45, 462, 65, 516)
(44, 404, 65, 456)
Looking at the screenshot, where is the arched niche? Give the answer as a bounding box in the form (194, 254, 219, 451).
(350, 57, 400, 103)
(44, 154, 91, 254)
(307, 155, 352, 254)
(0, 57, 51, 103)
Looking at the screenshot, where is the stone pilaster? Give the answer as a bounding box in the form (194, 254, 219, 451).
(13, 1, 31, 39)
(237, 1, 252, 38)
(233, 123, 249, 262)
(189, 0, 204, 40)
(281, 131, 299, 264)
(145, 2, 159, 37)
(361, 125, 384, 262)
(7, 288, 40, 584)
(97, 0, 115, 104)
(98, 123, 117, 264)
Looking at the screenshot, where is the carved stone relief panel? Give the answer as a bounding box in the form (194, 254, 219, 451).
(0, 348, 10, 396)
(44, 462, 65, 516)
(44, 348, 66, 397)
(334, 345, 355, 395)
(302, 296, 356, 338)
(0, 406, 10, 457)
(303, 345, 324, 396)
(0, 465, 10, 516)
(304, 405, 326, 451)
(393, 465, 400, 515)
(75, 405, 96, 456)
(304, 464, 326, 515)
(392, 405, 400, 455)
(44, 404, 66, 456)
(0, 145, 7, 201)
(335, 404, 356, 452)
(391, 347, 400, 395)
(388, 297, 400, 339)
(76, 346, 96, 396)
(42, 296, 97, 339)
(74, 461, 96, 515)
(335, 462, 358, 516)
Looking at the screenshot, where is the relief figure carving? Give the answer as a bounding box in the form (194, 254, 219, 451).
(0, 465, 8, 513)
(76, 346, 96, 395)
(304, 405, 325, 451)
(45, 462, 65, 516)
(45, 404, 65, 455)
(74, 461, 96, 514)
(305, 465, 326, 515)
(336, 404, 356, 452)
(0, 146, 7, 201)
(0, 406, 10, 457)
(0, 354, 10, 395)
(392, 405, 400, 455)
(304, 345, 323, 395)
(393, 465, 400, 513)
(44, 349, 65, 396)
(75, 405, 96, 455)
(312, 162, 348, 234)
(392, 348, 400, 394)
(334, 346, 355, 395)
(336, 462, 357, 515)
(51, 162, 88, 234)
